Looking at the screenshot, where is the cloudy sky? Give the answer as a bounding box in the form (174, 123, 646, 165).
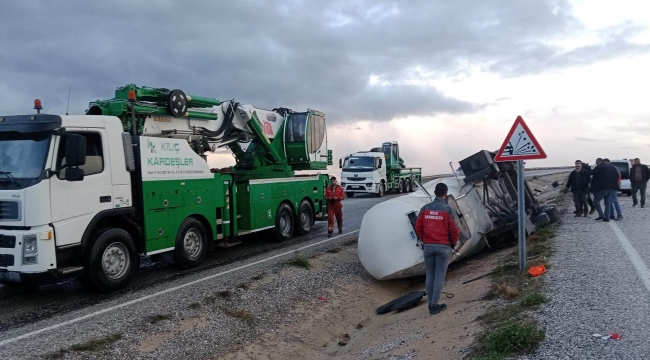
(2, 0, 650, 176)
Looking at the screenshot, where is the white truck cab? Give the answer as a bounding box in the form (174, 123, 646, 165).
(339, 152, 386, 197)
(610, 159, 632, 195)
(0, 114, 134, 284)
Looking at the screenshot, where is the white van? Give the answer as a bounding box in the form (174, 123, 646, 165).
(610, 159, 632, 195)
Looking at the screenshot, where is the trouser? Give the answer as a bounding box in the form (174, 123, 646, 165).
(327, 206, 342, 232)
(572, 190, 588, 215)
(632, 182, 647, 205)
(610, 190, 622, 217)
(593, 190, 612, 219)
(587, 192, 594, 209)
(423, 244, 452, 308)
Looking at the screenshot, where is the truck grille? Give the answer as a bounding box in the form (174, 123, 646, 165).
(0, 254, 15, 267)
(0, 235, 16, 248)
(347, 178, 367, 182)
(0, 201, 19, 221)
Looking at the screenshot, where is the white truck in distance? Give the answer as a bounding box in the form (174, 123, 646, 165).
(339, 141, 422, 198)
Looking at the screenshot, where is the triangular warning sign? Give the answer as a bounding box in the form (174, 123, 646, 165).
(494, 116, 546, 162)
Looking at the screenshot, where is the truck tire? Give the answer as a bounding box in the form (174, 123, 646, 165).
(294, 200, 314, 236)
(269, 203, 294, 242)
(81, 228, 136, 293)
(346, 192, 355, 198)
(174, 217, 208, 270)
(407, 179, 413, 192)
(397, 180, 403, 194)
(376, 183, 385, 197)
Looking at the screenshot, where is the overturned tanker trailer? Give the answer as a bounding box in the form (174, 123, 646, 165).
(358, 150, 557, 280)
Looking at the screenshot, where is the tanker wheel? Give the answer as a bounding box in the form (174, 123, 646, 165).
(269, 203, 294, 242)
(376, 183, 385, 198)
(294, 200, 314, 236)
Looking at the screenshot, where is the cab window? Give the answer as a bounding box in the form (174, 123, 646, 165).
(56, 132, 104, 179)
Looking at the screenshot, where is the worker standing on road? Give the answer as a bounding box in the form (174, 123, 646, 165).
(415, 183, 460, 315)
(630, 158, 650, 208)
(325, 176, 345, 237)
(581, 158, 618, 222)
(582, 162, 596, 214)
(564, 160, 590, 217)
(603, 159, 623, 221)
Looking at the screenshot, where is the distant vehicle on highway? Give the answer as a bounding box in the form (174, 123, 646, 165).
(610, 159, 632, 195)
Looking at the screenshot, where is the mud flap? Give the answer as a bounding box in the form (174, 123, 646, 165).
(376, 290, 427, 314)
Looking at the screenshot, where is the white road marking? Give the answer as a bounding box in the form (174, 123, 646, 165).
(0, 230, 360, 347)
(609, 222, 650, 294)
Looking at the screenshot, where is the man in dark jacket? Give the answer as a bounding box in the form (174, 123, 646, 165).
(630, 158, 650, 208)
(564, 160, 590, 217)
(581, 158, 618, 221)
(581, 162, 596, 214)
(415, 183, 460, 315)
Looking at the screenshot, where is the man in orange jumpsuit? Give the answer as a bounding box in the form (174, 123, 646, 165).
(325, 176, 345, 237)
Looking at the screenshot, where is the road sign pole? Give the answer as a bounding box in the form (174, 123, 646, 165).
(517, 160, 526, 271)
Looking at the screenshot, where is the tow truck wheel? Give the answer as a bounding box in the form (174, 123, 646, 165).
(82, 228, 136, 293)
(294, 200, 314, 236)
(376, 183, 385, 197)
(269, 203, 294, 242)
(174, 217, 208, 270)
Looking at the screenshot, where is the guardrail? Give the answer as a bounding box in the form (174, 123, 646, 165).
(419, 166, 573, 184)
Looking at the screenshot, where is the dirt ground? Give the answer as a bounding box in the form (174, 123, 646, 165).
(220, 246, 507, 360)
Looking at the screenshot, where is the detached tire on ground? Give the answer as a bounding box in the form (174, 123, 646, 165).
(81, 228, 137, 293)
(539, 204, 560, 223)
(532, 212, 551, 228)
(174, 217, 209, 270)
(294, 200, 314, 236)
(269, 203, 294, 242)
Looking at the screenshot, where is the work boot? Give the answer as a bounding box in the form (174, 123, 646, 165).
(429, 304, 447, 315)
(338, 228, 342, 235)
(589, 208, 596, 214)
(616, 215, 623, 221)
(583, 212, 588, 217)
(642, 204, 645, 208)
(633, 202, 637, 207)
(328, 231, 333, 238)
(574, 214, 582, 217)
(595, 217, 604, 221)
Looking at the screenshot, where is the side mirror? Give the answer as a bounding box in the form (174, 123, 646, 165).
(64, 134, 87, 167)
(65, 168, 85, 182)
(378, 158, 382, 168)
(339, 158, 342, 169)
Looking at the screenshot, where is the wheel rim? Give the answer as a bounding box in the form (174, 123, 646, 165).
(183, 228, 203, 260)
(279, 211, 292, 236)
(300, 209, 311, 230)
(102, 242, 130, 280)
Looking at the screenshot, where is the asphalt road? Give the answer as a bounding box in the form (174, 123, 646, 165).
(0, 192, 401, 336)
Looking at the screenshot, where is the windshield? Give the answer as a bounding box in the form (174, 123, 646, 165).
(0, 131, 51, 189)
(343, 156, 375, 172)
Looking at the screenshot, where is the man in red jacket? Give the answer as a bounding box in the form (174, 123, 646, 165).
(325, 176, 345, 237)
(415, 183, 460, 315)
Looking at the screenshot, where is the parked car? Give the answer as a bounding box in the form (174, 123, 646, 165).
(610, 159, 632, 195)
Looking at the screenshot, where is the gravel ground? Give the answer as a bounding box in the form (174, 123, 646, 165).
(524, 193, 650, 359)
(0, 234, 363, 360)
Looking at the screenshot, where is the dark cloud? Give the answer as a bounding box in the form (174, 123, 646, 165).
(0, 0, 647, 123)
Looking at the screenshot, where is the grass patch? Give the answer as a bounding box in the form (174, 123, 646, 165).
(283, 254, 312, 269)
(148, 314, 171, 324)
(188, 302, 201, 310)
(470, 222, 558, 359)
(70, 333, 123, 352)
(221, 308, 255, 325)
(519, 292, 549, 308)
(326, 247, 341, 254)
(237, 282, 251, 290)
(484, 320, 545, 357)
(203, 295, 216, 304)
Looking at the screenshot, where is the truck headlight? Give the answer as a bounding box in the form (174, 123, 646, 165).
(23, 235, 38, 265)
(366, 183, 372, 187)
(341, 182, 346, 186)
